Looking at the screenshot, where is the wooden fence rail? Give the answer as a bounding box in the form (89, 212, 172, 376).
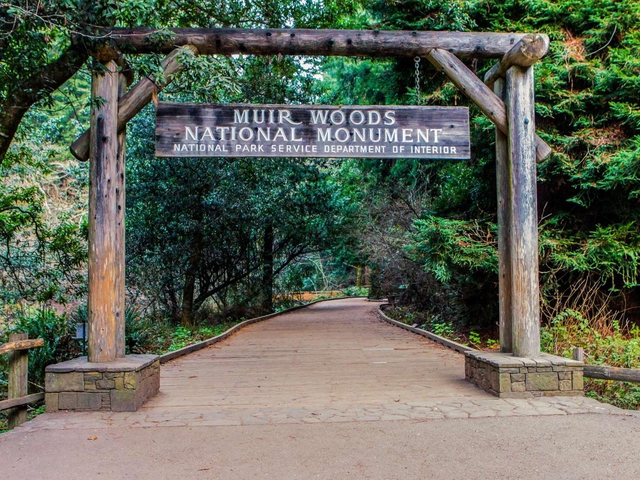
(573, 347, 640, 384)
(0, 333, 44, 430)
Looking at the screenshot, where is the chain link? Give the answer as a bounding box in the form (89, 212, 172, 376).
(414, 56, 421, 105)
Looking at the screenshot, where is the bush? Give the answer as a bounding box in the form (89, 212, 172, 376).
(1, 307, 80, 392)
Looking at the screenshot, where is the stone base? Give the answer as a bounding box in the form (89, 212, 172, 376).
(45, 355, 159, 412)
(465, 351, 584, 398)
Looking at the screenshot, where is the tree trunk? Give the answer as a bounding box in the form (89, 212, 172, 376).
(261, 224, 274, 314)
(181, 232, 202, 326)
(355, 266, 364, 288)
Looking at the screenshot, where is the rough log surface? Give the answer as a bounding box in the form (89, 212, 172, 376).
(484, 34, 550, 88)
(506, 65, 540, 358)
(494, 78, 513, 354)
(8, 333, 28, 428)
(88, 60, 120, 363)
(71, 45, 198, 161)
(426, 48, 552, 161)
(103, 28, 531, 58)
(584, 365, 640, 383)
(115, 74, 127, 358)
(0, 393, 45, 412)
(0, 338, 44, 355)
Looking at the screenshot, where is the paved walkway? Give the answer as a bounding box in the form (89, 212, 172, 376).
(2, 298, 639, 479)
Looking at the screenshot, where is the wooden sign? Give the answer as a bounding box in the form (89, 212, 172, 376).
(155, 102, 470, 159)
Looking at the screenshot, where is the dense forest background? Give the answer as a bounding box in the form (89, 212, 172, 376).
(1, 0, 640, 410)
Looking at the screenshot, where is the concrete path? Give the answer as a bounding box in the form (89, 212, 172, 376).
(2, 298, 639, 479)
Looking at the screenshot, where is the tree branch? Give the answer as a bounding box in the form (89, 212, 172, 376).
(0, 42, 89, 160)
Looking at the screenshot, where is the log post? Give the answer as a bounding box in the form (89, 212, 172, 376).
(506, 65, 540, 358)
(494, 78, 513, 354)
(7, 333, 28, 429)
(88, 59, 120, 363)
(115, 73, 128, 358)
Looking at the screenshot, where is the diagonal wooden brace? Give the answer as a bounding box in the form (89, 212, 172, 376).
(70, 45, 199, 161)
(427, 48, 552, 161)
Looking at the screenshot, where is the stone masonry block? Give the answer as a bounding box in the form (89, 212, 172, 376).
(105, 372, 124, 380)
(511, 382, 526, 392)
(124, 372, 137, 389)
(96, 379, 116, 390)
(559, 379, 573, 391)
(511, 373, 525, 383)
(111, 389, 137, 412)
(573, 371, 584, 391)
(114, 377, 124, 390)
(45, 372, 84, 393)
(84, 372, 102, 381)
(45, 393, 59, 412)
(558, 372, 572, 380)
(526, 372, 559, 391)
(76, 392, 102, 410)
(58, 392, 78, 410)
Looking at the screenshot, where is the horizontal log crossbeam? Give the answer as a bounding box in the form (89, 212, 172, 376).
(104, 28, 529, 58)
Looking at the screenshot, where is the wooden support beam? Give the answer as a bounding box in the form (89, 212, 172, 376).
(88, 59, 120, 363)
(506, 65, 541, 358)
(8, 333, 28, 429)
(426, 48, 552, 162)
(104, 28, 528, 58)
(494, 78, 513, 354)
(484, 34, 550, 88)
(0, 338, 44, 355)
(71, 45, 198, 161)
(115, 73, 128, 358)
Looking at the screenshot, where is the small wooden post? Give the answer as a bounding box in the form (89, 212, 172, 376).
(573, 347, 584, 362)
(506, 65, 541, 358)
(494, 78, 513, 353)
(7, 333, 28, 429)
(88, 59, 121, 363)
(114, 73, 128, 358)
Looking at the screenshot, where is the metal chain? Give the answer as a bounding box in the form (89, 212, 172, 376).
(414, 56, 422, 105)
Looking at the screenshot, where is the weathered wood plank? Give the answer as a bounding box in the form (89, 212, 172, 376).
(494, 78, 513, 354)
(71, 45, 198, 161)
(426, 48, 552, 161)
(506, 65, 540, 358)
(0, 393, 45, 412)
(573, 347, 584, 362)
(115, 73, 127, 359)
(0, 338, 44, 355)
(8, 333, 28, 429)
(156, 103, 470, 159)
(584, 365, 640, 383)
(88, 60, 120, 363)
(484, 34, 550, 88)
(104, 28, 531, 58)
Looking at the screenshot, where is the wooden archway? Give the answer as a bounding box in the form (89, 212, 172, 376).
(70, 28, 551, 362)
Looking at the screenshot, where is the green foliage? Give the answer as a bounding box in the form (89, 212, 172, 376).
(1, 308, 80, 392)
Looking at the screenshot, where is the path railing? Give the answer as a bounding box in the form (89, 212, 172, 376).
(572, 347, 640, 383)
(0, 333, 44, 430)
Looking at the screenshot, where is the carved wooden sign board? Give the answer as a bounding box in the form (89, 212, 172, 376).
(155, 102, 470, 159)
